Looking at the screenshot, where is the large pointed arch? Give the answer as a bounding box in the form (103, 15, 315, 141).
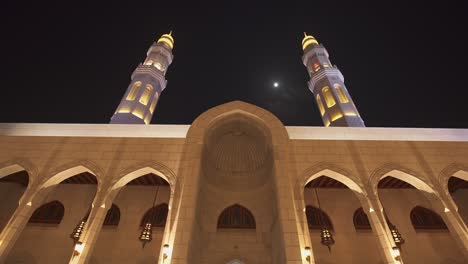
(439, 163, 468, 195)
(301, 163, 365, 194)
(0, 159, 37, 182)
(110, 163, 175, 192)
(40, 165, 101, 190)
(187, 100, 289, 145)
(371, 164, 436, 195)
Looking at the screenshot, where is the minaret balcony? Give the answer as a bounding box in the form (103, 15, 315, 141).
(308, 67, 344, 93)
(132, 64, 167, 90)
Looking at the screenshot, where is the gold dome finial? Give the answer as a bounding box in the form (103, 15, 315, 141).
(302, 32, 318, 51)
(157, 31, 174, 49)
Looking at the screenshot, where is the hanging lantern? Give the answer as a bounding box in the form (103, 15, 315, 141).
(139, 222, 153, 248)
(139, 183, 159, 248)
(70, 220, 86, 243)
(389, 224, 404, 248)
(320, 227, 335, 252)
(314, 188, 335, 252)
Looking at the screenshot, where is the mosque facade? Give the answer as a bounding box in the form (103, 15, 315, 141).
(0, 33, 467, 264)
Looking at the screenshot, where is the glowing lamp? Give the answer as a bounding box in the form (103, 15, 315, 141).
(73, 242, 84, 256)
(70, 220, 86, 243)
(320, 227, 335, 252)
(139, 223, 153, 248)
(392, 246, 402, 262)
(163, 244, 170, 259)
(304, 246, 311, 262)
(389, 224, 404, 248)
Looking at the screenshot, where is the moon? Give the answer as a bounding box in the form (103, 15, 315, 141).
(273, 82, 279, 88)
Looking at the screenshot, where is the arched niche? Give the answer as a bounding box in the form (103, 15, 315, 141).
(217, 204, 256, 229)
(375, 168, 465, 263)
(92, 170, 171, 264)
(7, 165, 99, 264)
(302, 172, 381, 264)
(185, 101, 289, 264)
(446, 172, 468, 224)
(0, 164, 30, 233)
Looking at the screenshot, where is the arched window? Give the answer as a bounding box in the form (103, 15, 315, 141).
(149, 93, 159, 114)
(410, 206, 448, 230)
(334, 84, 349, 103)
(316, 95, 325, 116)
(217, 204, 256, 229)
(29, 200, 64, 224)
(305, 206, 333, 230)
(145, 60, 154, 66)
(140, 203, 168, 228)
(126, 81, 142, 101)
(353, 207, 371, 230)
(313, 62, 321, 72)
(322, 86, 336, 107)
(139, 84, 153, 106)
(103, 204, 120, 226)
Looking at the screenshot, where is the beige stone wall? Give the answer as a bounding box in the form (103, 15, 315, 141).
(0, 101, 467, 263)
(7, 184, 96, 263)
(1, 183, 170, 264)
(0, 183, 25, 233)
(304, 188, 467, 264)
(380, 189, 466, 264)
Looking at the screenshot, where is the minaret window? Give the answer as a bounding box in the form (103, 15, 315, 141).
(145, 60, 154, 66)
(149, 93, 159, 114)
(154, 62, 163, 71)
(139, 84, 153, 105)
(334, 84, 349, 103)
(322, 86, 336, 107)
(313, 63, 321, 72)
(316, 95, 325, 116)
(126, 81, 142, 101)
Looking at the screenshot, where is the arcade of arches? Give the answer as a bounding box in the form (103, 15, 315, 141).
(0, 101, 468, 264)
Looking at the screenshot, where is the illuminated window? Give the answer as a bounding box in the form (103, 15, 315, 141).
(126, 81, 142, 101)
(353, 208, 371, 230)
(334, 84, 349, 103)
(313, 63, 321, 72)
(139, 84, 153, 106)
(145, 60, 154, 66)
(29, 200, 64, 224)
(322, 86, 336, 107)
(140, 203, 168, 228)
(316, 95, 325, 116)
(149, 93, 159, 114)
(218, 204, 256, 229)
(306, 206, 333, 230)
(410, 206, 448, 230)
(154, 62, 163, 71)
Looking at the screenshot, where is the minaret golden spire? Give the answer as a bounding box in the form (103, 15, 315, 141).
(157, 31, 175, 49)
(302, 32, 318, 50)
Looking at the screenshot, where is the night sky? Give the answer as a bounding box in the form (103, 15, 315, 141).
(1, 2, 467, 128)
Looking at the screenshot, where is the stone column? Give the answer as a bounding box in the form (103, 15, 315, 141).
(157, 190, 174, 263)
(0, 185, 49, 263)
(360, 192, 403, 264)
(271, 161, 304, 263)
(427, 192, 468, 260)
(69, 189, 110, 264)
(294, 183, 316, 264)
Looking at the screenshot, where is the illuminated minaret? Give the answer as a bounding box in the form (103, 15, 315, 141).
(110, 32, 175, 124)
(302, 33, 365, 127)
